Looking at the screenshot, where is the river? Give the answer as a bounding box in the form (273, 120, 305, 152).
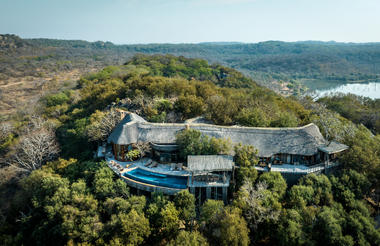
(302, 80, 380, 99)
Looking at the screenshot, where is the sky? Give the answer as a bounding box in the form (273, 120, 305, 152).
(1, 0, 379, 44)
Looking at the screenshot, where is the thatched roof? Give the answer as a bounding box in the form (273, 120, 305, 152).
(187, 155, 234, 172)
(318, 141, 348, 154)
(108, 113, 329, 157)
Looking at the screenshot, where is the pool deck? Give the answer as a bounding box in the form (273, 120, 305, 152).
(105, 155, 189, 194)
(105, 155, 189, 176)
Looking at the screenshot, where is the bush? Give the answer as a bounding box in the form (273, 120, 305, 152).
(125, 149, 141, 161)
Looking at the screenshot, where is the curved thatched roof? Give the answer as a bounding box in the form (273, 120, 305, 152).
(108, 113, 328, 157)
(318, 141, 348, 154)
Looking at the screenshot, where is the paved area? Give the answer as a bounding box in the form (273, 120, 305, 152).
(105, 154, 189, 176)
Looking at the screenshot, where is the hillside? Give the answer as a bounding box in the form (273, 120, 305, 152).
(21, 38, 380, 82)
(2, 34, 380, 82)
(1, 54, 379, 245)
(2, 34, 380, 116)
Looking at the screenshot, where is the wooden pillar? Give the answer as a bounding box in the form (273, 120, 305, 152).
(324, 152, 329, 174)
(214, 187, 218, 200)
(327, 153, 330, 166)
(222, 187, 227, 204)
(206, 187, 211, 200)
(121, 145, 125, 161)
(112, 143, 117, 157)
(189, 186, 195, 195)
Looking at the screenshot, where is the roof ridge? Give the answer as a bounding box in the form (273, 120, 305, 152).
(137, 121, 317, 131)
(124, 112, 317, 131)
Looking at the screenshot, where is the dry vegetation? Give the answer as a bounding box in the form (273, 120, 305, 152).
(0, 69, 96, 117)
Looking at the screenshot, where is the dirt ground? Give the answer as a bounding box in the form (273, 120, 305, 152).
(0, 68, 96, 118)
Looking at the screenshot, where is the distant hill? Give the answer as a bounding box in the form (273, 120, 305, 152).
(0, 34, 29, 49)
(1, 35, 379, 83)
(198, 41, 244, 45)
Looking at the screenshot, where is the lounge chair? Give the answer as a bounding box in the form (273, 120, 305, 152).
(177, 163, 183, 170)
(170, 163, 176, 171)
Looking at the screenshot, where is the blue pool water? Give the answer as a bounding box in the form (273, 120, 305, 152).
(124, 168, 188, 189)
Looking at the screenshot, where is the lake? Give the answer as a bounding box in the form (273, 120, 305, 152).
(302, 80, 380, 99)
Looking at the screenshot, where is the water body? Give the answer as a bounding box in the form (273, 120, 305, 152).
(303, 80, 380, 99)
(124, 168, 188, 189)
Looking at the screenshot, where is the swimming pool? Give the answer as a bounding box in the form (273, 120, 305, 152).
(124, 168, 188, 189)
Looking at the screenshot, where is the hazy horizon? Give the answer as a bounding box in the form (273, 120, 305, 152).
(1, 0, 380, 44)
(4, 34, 380, 46)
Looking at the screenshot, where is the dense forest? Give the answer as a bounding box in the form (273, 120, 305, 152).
(2, 34, 380, 83)
(317, 94, 380, 135)
(0, 54, 379, 245)
(2, 34, 380, 117)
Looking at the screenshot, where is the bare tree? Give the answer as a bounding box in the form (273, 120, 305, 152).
(134, 142, 152, 157)
(239, 180, 281, 231)
(10, 128, 59, 173)
(0, 122, 14, 165)
(0, 122, 13, 142)
(308, 102, 356, 143)
(312, 104, 340, 143)
(87, 109, 122, 142)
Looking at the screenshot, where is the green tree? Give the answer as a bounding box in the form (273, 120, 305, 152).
(200, 199, 224, 224)
(168, 230, 209, 246)
(299, 174, 333, 206)
(173, 190, 196, 228)
(234, 143, 259, 167)
(337, 170, 371, 199)
(236, 108, 270, 127)
(92, 167, 129, 200)
(270, 111, 299, 127)
(176, 129, 204, 159)
(340, 125, 380, 189)
(60, 190, 103, 243)
(288, 185, 314, 208)
(176, 129, 231, 159)
(275, 209, 307, 246)
(218, 207, 250, 246)
(43, 92, 71, 107)
(174, 95, 205, 120)
(206, 136, 232, 155)
(200, 201, 249, 246)
(235, 167, 258, 190)
(312, 207, 354, 246)
(107, 209, 151, 246)
(345, 208, 380, 245)
(159, 202, 181, 240)
(258, 172, 287, 199)
(146, 193, 180, 242)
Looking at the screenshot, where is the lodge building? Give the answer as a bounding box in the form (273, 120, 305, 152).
(103, 112, 348, 203)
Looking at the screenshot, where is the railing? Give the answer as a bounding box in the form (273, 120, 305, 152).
(306, 164, 325, 173)
(254, 161, 340, 174)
